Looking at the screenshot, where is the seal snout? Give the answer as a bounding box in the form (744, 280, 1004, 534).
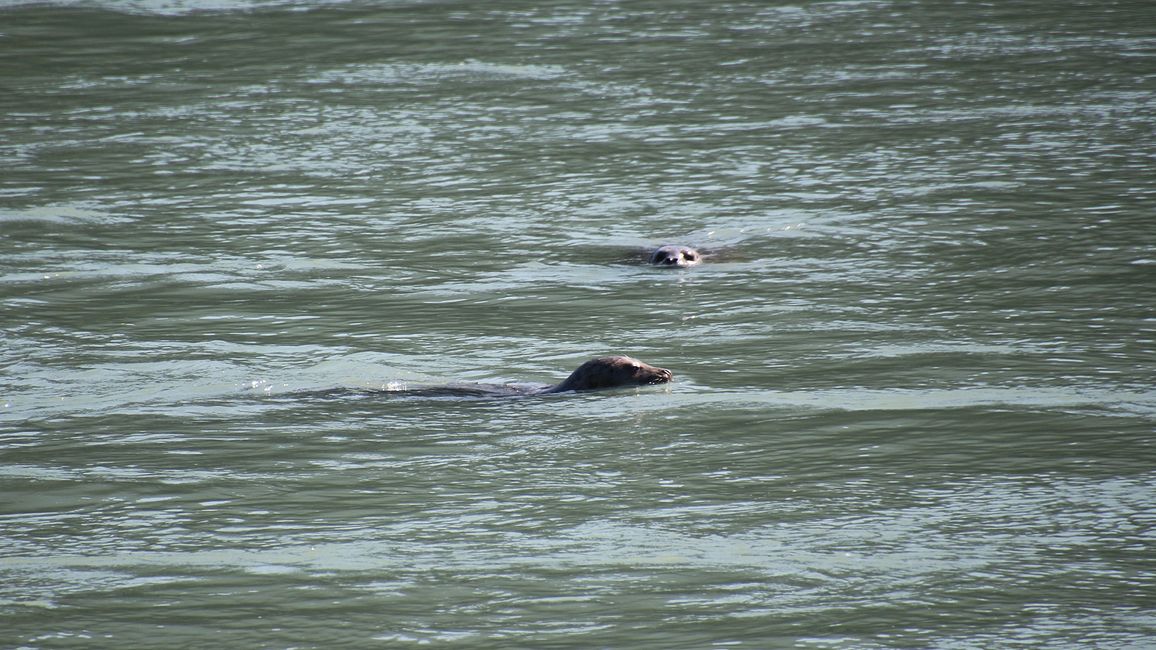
(649, 367, 674, 385)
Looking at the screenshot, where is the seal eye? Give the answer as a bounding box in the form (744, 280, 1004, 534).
(684, 252, 697, 261)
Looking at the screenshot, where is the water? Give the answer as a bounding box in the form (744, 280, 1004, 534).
(2, 0, 1155, 647)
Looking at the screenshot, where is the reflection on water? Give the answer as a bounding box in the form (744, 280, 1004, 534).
(2, 0, 1155, 647)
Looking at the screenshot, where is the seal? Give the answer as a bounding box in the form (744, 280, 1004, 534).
(649, 244, 702, 268)
(432, 355, 672, 396)
(539, 355, 673, 393)
(282, 355, 675, 400)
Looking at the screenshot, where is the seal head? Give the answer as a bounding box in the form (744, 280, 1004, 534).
(543, 355, 673, 393)
(649, 245, 701, 268)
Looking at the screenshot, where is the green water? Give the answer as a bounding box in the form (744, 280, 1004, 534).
(2, 1, 1154, 647)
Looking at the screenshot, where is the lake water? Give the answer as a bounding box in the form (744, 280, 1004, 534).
(2, 0, 1155, 647)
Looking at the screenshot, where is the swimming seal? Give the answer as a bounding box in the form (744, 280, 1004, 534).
(284, 355, 674, 400)
(649, 244, 702, 268)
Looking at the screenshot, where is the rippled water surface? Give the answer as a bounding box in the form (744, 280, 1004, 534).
(2, 0, 1155, 647)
